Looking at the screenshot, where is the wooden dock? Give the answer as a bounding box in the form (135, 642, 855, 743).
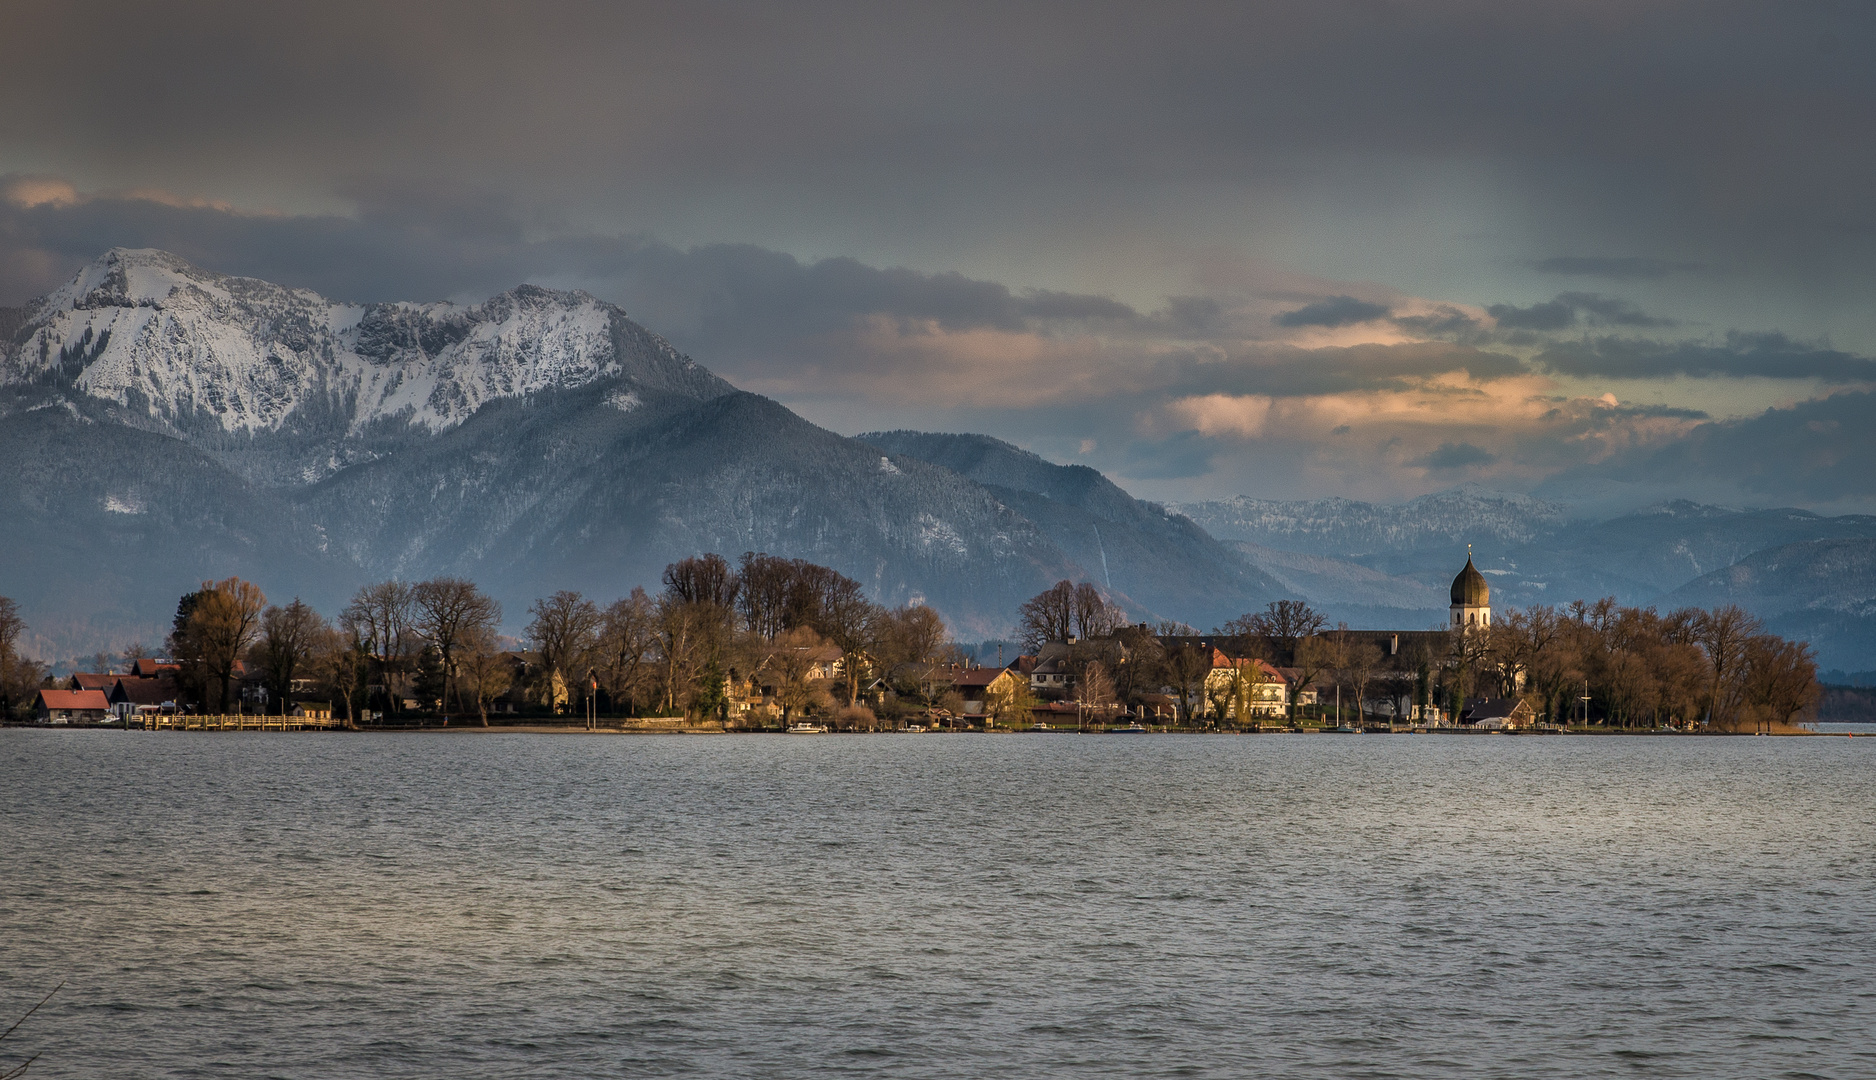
(141, 714, 344, 732)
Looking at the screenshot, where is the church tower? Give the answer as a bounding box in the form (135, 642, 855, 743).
(1450, 549, 1491, 630)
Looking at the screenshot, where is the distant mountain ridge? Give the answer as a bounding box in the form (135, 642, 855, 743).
(1661, 539, 1876, 670)
(859, 431, 1289, 628)
(1175, 484, 1876, 668)
(5, 250, 1870, 668)
(0, 250, 1283, 657)
(1170, 485, 1571, 557)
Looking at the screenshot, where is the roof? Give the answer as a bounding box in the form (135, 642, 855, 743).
(69, 672, 115, 691)
(1212, 655, 1287, 684)
(951, 667, 1014, 689)
(110, 678, 179, 706)
(1462, 697, 1530, 720)
(1451, 555, 1490, 607)
(131, 658, 181, 677)
(38, 689, 110, 711)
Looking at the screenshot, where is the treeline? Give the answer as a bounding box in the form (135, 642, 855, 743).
(1212, 597, 1818, 730)
(1008, 581, 1821, 731)
(9, 551, 956, 727)
(1466, 599, 1819, 731)
(1, 570, 1827, 733)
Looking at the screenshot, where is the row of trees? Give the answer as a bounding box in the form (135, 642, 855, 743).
(157, 576, 511, 724)
(140, 552, 958, 726)
(534, 553, 955, 724)
(1008, 581, 1821, 731)
(1212, 597, 1818, 730)
(1457, 599, 1819, 731)
(1220, 602, 1816, 730)
(0, 563, 1825, 733)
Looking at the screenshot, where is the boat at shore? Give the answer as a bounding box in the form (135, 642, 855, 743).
(1108, 722, 1149, 733)
(786, 723, 829, 734)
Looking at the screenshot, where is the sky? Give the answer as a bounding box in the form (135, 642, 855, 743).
(3, 0, 1874, 512)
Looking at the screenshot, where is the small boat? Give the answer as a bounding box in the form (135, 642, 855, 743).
(1109, 722, 1149, 733)
(1329, 725, 1360, 734)
(786, 722, 829, 734)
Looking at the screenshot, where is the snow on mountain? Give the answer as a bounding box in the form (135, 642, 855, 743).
(4, 250, 1270, 656)
(0, 248, 729, 449)
(1169, 483, 1571, 557)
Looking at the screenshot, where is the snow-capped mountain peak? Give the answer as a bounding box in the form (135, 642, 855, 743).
(1, 249, 728, 441)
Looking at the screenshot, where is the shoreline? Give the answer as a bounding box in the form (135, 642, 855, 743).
(3, 722, 1863, 736)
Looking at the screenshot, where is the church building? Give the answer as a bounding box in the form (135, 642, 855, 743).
(1449, 552, 1491, 629)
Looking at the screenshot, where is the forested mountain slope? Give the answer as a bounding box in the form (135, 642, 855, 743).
(860, 431, 1287, 632)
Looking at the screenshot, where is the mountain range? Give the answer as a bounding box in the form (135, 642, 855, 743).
(0, 249, 1283, 657)
(1174, 494, 1876, 670)
(2, 249, 1871, 672)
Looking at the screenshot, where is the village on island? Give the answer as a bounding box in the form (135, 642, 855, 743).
(3, 550, 1821, 735)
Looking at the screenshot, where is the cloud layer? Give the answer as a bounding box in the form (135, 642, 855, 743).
(5, 3, 1875, 511)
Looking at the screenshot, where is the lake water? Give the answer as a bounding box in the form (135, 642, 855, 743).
(2, 731, 1872, 1078)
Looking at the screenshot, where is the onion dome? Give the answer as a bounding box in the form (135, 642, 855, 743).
(1451, 555, 1490, 607)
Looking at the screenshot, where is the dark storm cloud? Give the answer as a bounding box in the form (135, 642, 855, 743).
(1538, 332, 1876, 382)
(1547, 391, 1876, 507)
(1532, 256, 1702, 280)
(1412, 442, 1497, 471)
(1273, 295, 1390, 328)
(1121, 431, 1218, 481)
(1389, 306, 1489, 342)
(1488, 293, 1675, 332)
(0, 186, 1540, 406)
(0, 185, 1149, 331)
(1489, 299, 1577, 332)
(5, 2, 1875, 312)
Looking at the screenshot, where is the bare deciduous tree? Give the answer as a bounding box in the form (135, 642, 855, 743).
(526, 590, 601, 713)
(662, 554, 739, 609)
(1696, 605, 1761, 727)
(457, 624, 514, 726)
(0, 597, 45, 722)
(253, 598, 324, 715)
(1071, 582, 1123, 640)
(343, 581, 416, 717)
(171, 577, 266, 713)
(1017, 581, 1076, 650)
(596, 587, 658, 716)
(1223, 600, 1326, 666)
(411, 578, 501, 718)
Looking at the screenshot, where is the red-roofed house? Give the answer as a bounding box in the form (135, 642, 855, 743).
(36, 689, 110, 724)
(68, 672, 116, 692)
(130, 658, 181, 679)
(1204, 653, 1291, 720)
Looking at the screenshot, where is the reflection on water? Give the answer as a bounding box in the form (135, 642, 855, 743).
(3, 731, 1873, 1078)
